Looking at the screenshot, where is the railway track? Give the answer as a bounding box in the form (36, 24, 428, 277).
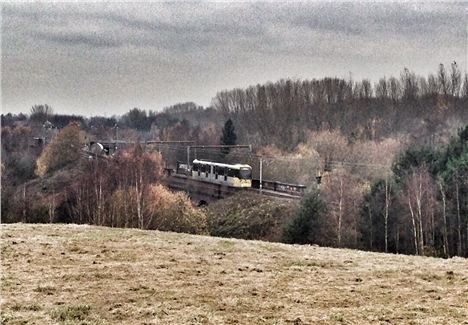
(163, 173, 304, 202)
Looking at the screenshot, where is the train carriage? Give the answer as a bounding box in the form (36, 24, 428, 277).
(191, 159, 252, 188)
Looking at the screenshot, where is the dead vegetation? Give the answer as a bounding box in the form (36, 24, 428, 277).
(1, 223, 467, 324)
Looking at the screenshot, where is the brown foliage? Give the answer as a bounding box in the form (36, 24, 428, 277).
(146, 185, 207, 234)
(108, 184, 207, 234)
(35, 122, 83, 177)
(256, 145, 320, 184)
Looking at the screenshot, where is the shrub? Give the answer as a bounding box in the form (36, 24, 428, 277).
(207, 192, 298, 241)
(146, 185, 208, 234)
(27, 205, 50, 223)
(35, 122, 84, 176)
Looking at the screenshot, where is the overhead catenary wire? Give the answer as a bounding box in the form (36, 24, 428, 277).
(105, 141, 389, 167)
(147, 144, 392, 170)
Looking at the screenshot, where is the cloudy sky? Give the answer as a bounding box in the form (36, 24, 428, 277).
(1, 1, 467, 116)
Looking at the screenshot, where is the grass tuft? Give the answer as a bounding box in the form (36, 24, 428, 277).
(51, 304, 91, 322)
(33, 285, 56, 295)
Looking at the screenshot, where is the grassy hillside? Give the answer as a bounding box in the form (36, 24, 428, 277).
(1, 224, 467, 325)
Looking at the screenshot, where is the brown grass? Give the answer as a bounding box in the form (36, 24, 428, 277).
(1, 223, 467, 324)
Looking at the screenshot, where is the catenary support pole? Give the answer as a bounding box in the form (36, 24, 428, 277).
(259, 158, 263, 194)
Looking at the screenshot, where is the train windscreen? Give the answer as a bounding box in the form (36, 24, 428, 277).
(239, 167, 252, 179)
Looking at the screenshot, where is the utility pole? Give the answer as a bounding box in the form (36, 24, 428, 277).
(259, 158, 263, 194)
(114, 123, 119, 152)
(187, 146, 190, 169)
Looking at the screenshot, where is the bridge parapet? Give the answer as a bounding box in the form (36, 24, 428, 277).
(162, 173, 304, 205)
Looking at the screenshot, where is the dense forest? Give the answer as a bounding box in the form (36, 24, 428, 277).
(1, 64, 467, 257)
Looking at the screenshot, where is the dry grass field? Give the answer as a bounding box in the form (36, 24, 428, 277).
(1, 223, 467, 325)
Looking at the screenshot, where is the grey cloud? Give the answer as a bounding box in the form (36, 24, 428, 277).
(100, 11, 264, 38)
(271, 2, 466, 37)
(1, 2, 466, 116)
(5, 2, 463, 55)
(33, 31, 121, 48)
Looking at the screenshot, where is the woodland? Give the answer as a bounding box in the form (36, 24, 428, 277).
(1, 63, 467, 257)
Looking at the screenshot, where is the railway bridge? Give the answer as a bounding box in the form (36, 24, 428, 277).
(83, 141, 308, 205)
(162, 169, 306, 206)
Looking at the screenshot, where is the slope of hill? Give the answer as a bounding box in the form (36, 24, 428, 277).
(1, 224, 467, 324)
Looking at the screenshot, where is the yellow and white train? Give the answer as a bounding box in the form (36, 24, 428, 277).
(191, 159, 252, 188)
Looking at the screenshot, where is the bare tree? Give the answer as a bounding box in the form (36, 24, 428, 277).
(437, 64, 449, 96)
(384, 176, 390, 253)
(30, 104, 54, 122)
(322, 167, 362, 248)
(401, 68, 419, 101)
(438, 180, 449, 257)
(375, 77, 388, 99)
(462, 73, 468, 98)
(388, 77, 402, 102)
(450, 61, 461, 97)
(427, 74, 439, 96)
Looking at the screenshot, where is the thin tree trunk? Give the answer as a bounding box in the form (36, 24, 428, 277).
(430, 190, 435, 248)
(408, 194, 419, 255)
(48, 192, 55, 223)
(396, 223, 400, 254)
(439, 181, 449, 257)
(22, 184, 27, 222)
(136, 170, 143, 229)
(338, 177, 343, 247)
(368, 204, 373, 250)
(77, 186, 83, 224)
(455, 181, 462, 256)
(384, 178, 389, 253)
(98, 178, 102, 225)
(416, 173, 424, 255)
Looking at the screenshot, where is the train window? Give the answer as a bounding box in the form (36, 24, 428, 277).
(192, 163, 199, 172)
(227, 168, 240, 178)
(239, 168, 252, 179)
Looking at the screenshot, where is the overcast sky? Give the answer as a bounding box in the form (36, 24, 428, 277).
(1, 1, 467, 116)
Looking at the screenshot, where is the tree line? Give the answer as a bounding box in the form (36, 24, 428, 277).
(212, 63, 468, 150)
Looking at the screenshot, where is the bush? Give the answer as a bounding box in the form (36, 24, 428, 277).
(27, 205, 50, 223)
(36, 122, 84, 176)
(146, 185, 208, 234)
(282, 190, 327, 244)
(207, 192, 298, 241)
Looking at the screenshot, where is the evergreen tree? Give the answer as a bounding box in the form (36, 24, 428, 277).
(220, 119, 237, 156)
(282, 190, 326, 244)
